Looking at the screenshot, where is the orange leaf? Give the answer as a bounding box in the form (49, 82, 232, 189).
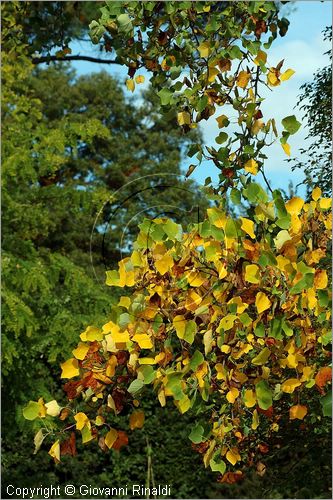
(315, 367, 332, 388)
(289, 405, 308, 420)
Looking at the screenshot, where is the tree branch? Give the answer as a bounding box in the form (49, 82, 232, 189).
(32, 54, 121, 65)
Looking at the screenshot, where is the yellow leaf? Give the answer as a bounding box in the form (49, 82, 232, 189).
(203, 439, 216, 468)
(158, 389, 166, 407)
(240, 217, 256, 239)
(319, 198, 331, 210)
(285, 197, 304, 215)
(60, 358, 79, 379)
(177, 111, 191, 126)
(48, 440, 60, 462)
(244, 158, 258, 175)
(173, 315, 186, 339)
(198, 41, 211, 58)
(226, 448, 241, 465)
(38, 398, 47, 418)
(33, 429, 45, 455)
(81, 424, 93, 443)
(228, 297, 248, 314)
(289, 404, 308, 420)
(226, 387, 239, 404)
(95, 415, 105, 426)
(252, 119, 264, 135)
(281, 378, 302, 393)
(314, 270, 328, 290)
(119, 258, 135, 287)
(135, 75, 145, 84)
(132, 333, 153, 349)
(80, 325, 103, 341)
(311, 187, 322, 201)
(203, 329, 213, 355)
(186, 269, 206, 286)
(219, 314, 238, 331)
(244, 389, 256, 408)
(245, 264, 260, 284)
(129, 410, 145, 430)
(112, 330, 130, 344)
(176, 395, 191, 414)
(155, 253, 173, 275)
(267, 68, 280, 87)
(105, 428, 118, 449)
(74, 412, 89, 431)
(255, 292, 271, 314)
(45, 400, 61, 417)
(221, 345, 231, 354)
(215, 363, 227, 381)
(286, 353, 298, 369)
(281, 142, 291, 156)
(216, 114, 229, 128)
(251, 409, 260, 430)
(138, 357, 156, 365)
(274, 229, 292, 250)
(126, 79, 135, 92)
(280, 68, 295, 81)
(207, 66, 219, 83)
(252, 347, 271, 366)
(301, 366, 314, 382)
(216, 261, 227, 279)
(254, 49, 267, 65)
(105, 355, 118, 377)
(236, 70, 251, 89)
(72, 342, 90, 360)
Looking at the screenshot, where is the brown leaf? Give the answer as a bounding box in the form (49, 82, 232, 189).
(60, 432, 76, 457)
(112, 430, 128, 451)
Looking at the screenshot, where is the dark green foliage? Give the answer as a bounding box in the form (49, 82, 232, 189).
(1, 1, 98, 57)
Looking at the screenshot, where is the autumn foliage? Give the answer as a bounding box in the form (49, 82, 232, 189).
(23, 0, 331, 483)
(25, 188, 331, 479)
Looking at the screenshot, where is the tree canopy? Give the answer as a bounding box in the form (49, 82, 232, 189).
(2, 1, 331, 497)
(19, 0, 331, 487)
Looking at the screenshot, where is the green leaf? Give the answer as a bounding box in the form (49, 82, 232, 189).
(276, 215, 291, 229)
(189, 424, 205, 443)
(216, 132, 228, 144)
(163, 219, 182, 240)
(138, 366, 156, 384)
(320, 391, 332, 417)
(252, 347, 271, 366)
(165, 373, 184, 400)
(270, 316, 283, 339)
(210, 458, 226, 474)
(281, 115, 301, 135)
(230, 188, 241, 205)
(225, 219, 238, 238)
(184, 320, 197, 344)
(197, 95, 208, 112)
(157, 88, 173, 106)
(290, 274, 314, 295)
(189, 350, 204, 371)
(255, 380, 273, 410)
(128, 379, 144, 395)
(117, 13, 133, 32)
(23, 401, 40, 421)
(254, 323, 265, 337)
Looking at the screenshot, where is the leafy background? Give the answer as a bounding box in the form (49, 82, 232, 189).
(1, 2, 331, 499)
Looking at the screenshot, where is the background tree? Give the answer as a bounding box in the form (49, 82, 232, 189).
(2, 2, 331, 499)
(291, 27, 332, 196)
(2, 5, 211, 497)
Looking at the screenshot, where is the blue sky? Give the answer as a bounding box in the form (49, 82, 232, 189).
(69, 1, 331, 196)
